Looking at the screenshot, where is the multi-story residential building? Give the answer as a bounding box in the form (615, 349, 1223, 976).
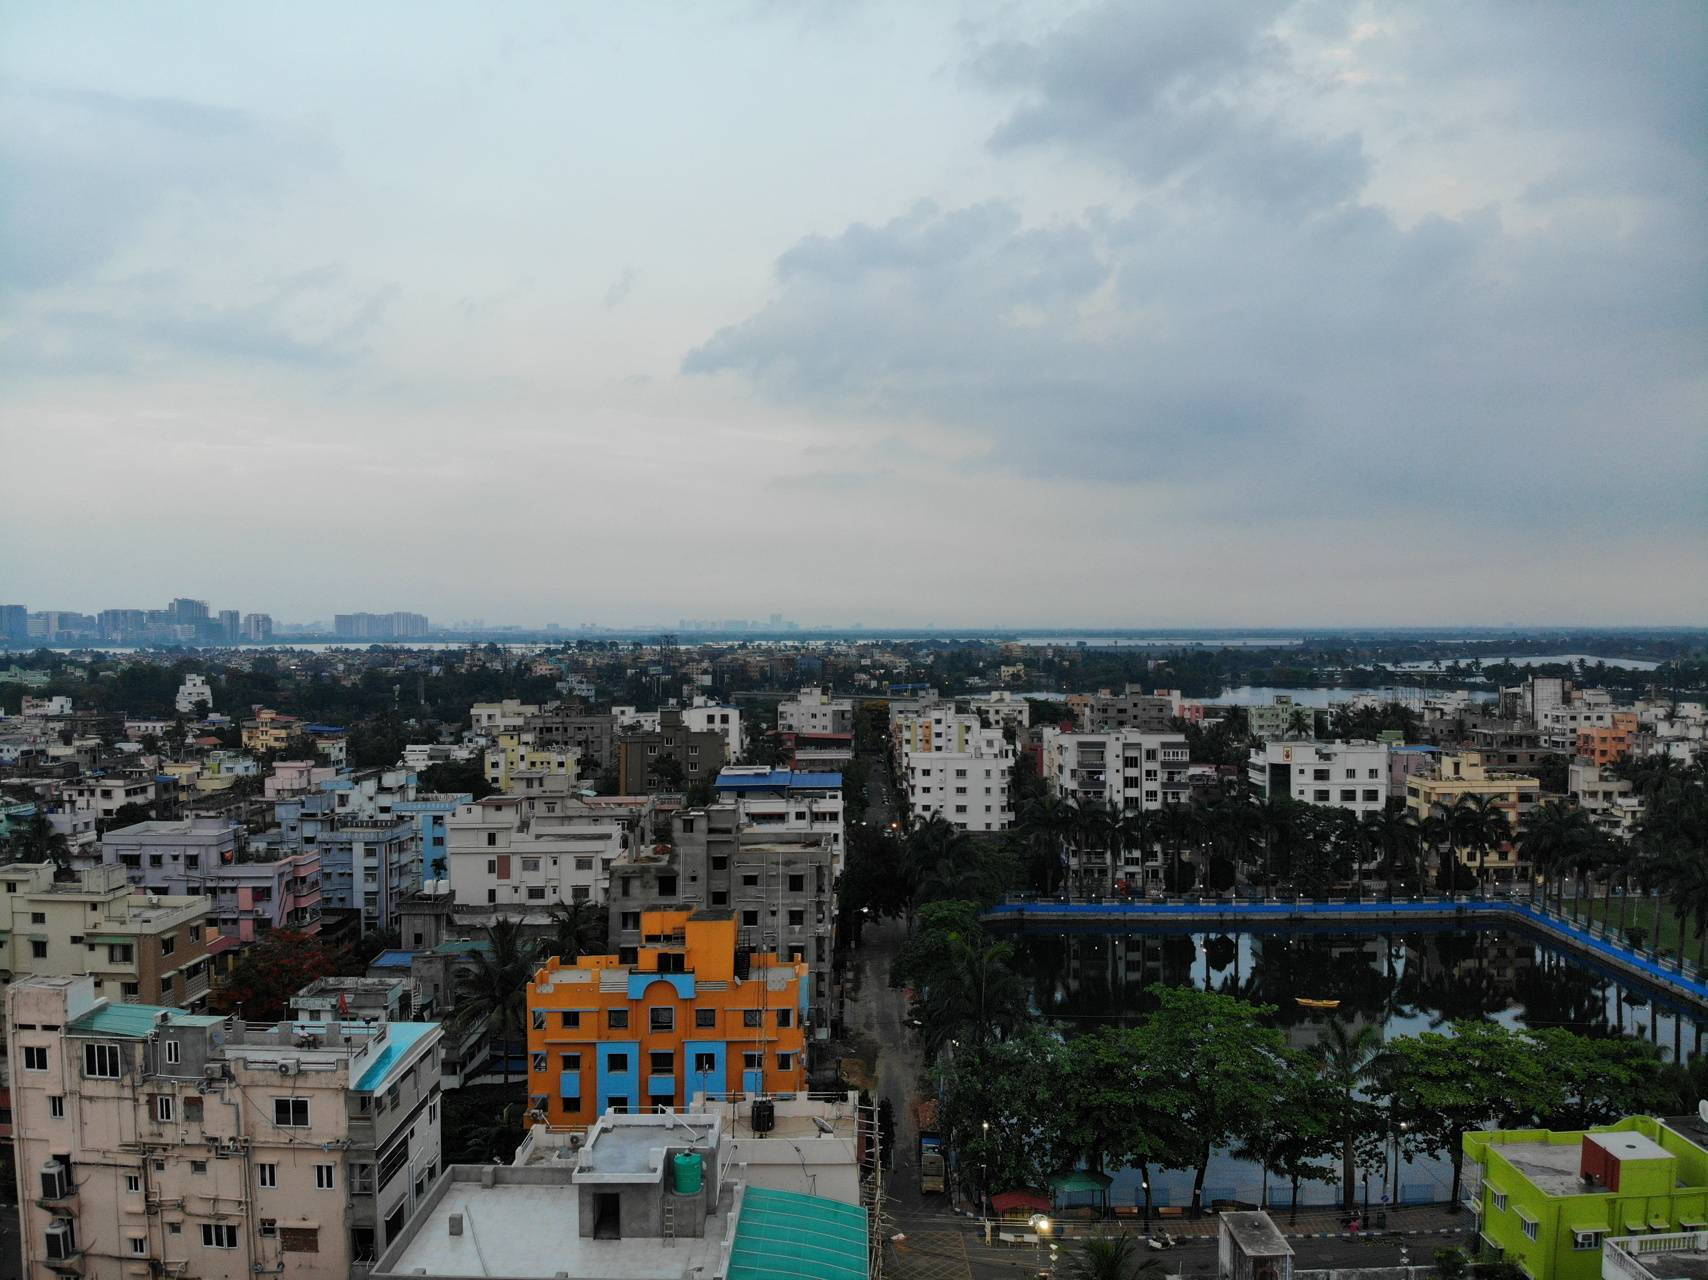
(446, 795, 629, 908)
(290, 975, 411, 1023)
(521, 709, 616, 773)
(312, 819, 418, 933)
(468, 700, 540, 736)
(615, 708, 727, 794)
(484, 735, 580, 793)
(609, 804, 837, 1030)
(682, 696, 743, 760)
(0, 864, 213, 1007)
(62, 775, 158, 823)
(712, 766, 845, 871)
(1405, 751, 1541, 883)
(1246, 695, 1320, 742)
(216, 610, 240, 643)
(7, 974, 444, 1277)
(0, 603, 27, 644)
(100, 820, 323, 940)
(1540, 695, 1627, 752)
(525, 907, 808, 1130)
(1463, 725, 1562, 773)
(1577, 715, 1639, 767)
(1389, 744, 1442, 795)
(263, 760, 338, 799)
(241, 612, 273, 642)
(964, 690, 1033, 733)
(1081, 686, 1176, 734)
(102, 816, 239, 876)
(1569, 761, 1645, 839)
(23, 695, 75, 718)
(894, 709, 1015, 831)
(1042, 729, 1191, 813)
(777, 687, 853, 736)
(1247, 740, 1391, 815)
(395, 793, 471, 884)
(1462, 1118, 1708, 1280)
(242, 708, 301, 754)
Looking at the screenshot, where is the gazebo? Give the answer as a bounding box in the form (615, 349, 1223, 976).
(1049, 1170, 1113, 1219)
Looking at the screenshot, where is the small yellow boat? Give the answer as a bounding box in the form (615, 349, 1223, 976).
(1295, 997, 1341, 1010)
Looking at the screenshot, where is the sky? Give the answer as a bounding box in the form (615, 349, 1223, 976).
(2, 1, 1705, 629)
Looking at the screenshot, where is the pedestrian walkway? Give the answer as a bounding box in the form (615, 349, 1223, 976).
(1029, 1201, 1469, 1242)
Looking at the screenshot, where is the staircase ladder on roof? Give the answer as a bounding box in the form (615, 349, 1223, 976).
(663, 1196, 676, 1247)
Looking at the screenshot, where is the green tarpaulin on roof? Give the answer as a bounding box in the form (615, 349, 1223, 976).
(726, 1186, 867, 1280)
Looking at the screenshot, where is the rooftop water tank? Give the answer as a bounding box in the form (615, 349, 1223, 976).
(672, 1151, 703, 1196)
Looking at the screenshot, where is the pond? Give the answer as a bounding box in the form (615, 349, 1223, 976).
(1003, 923, 1708, 1211)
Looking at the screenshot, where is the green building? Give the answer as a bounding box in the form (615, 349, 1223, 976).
(1464, 1118, 1708, 1280)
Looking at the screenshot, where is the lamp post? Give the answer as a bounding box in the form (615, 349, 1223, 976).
(1029, 1215, 1054, 1276)
(1143, 1178, 1150, 1232)
(981, 1121, 990, 1216)
(1392, 1120, 1411, 1206)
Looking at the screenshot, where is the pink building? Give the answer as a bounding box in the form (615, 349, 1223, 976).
(209, 851, 323, 941)
(264, 760, 338, 800)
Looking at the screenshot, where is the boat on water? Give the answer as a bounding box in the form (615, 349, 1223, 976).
(1294, 997, 1341, 1010)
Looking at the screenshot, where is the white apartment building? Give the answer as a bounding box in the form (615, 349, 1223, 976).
(1538, 692, 1624, 752)
(895, 710, 1014, 831)
(174, 674, 214, 715)
(445, 795, 629, 908)
(1041, 729, 1191, 813)
(1247, 740, 1391, 815)
(467, 700, 539, 736)
(777, 687, 853, 736)
(63, 776, 157, 821)
(964, 691, 1032, 733)
(683, 695, 744, 759)
(7, 975, 444, 1278)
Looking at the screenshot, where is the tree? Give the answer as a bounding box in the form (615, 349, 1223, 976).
(452, 918, 539, 1085)
(915, 931, 1029, 1058)
(648, 754, 685, 791)
(1067, 1235, 1162, 1280)
(1384, 1022, 1560, 1206)
(1234, 1063, 1344, 1222)
(419, 758, 496, 801)
(210, 931, 340, 1021)
(935, 1029, 1061, 1198)
(1316, 1020, 1385, 1209)
(1136, 984, 1291, 1215)
(1528, 1029, 1674, 1129)
(547, 900, 606, 964)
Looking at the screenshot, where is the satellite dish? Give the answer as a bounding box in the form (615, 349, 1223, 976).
(1697, 1099, 1708, 1127)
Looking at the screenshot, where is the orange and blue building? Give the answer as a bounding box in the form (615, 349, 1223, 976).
(526, 907, 808, 1128)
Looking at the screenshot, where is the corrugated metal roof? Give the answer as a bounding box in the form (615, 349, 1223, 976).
(726, 1187, 867, 1280)
(67, 1004, 224, 1038)
(352, 1022, 438, 1093)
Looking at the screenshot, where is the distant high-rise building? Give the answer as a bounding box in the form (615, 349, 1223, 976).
(241, 612, 273, 643)
(0, 604, 26, 643)
(217, 609, 240, 642)
(334, 612, 428, 640)
(167, 597, 209, 625)
(96, 609, 147, 641)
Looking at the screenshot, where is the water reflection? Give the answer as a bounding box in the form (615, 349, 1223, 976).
(1003, 924, 1708, 1209)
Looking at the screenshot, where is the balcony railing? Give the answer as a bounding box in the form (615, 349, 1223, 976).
(1603, 1234, 1708, 1280)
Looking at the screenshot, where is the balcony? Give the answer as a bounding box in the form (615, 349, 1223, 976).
(1603, 1233, 1708, 1280)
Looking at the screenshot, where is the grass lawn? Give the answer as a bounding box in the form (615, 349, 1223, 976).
(1560, 896, 1708, 970)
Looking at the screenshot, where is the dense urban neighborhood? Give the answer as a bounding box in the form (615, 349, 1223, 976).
(0, 623, 1705, 1279)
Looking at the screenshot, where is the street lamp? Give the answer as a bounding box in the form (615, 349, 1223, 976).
(981, 1121, 990, 1216)
(1029, 1213, 1053, 1272)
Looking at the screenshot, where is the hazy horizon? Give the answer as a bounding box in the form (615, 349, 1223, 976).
(4, 2, 1705, 625)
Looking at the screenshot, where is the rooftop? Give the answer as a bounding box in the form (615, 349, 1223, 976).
(714, 768, 843, 790)
(1607, 1232, 1708, 1280)
(1222, 1210, 1294, 1257)
(726, 1186, 867, 1280)
(67, 1003, 225, 1038)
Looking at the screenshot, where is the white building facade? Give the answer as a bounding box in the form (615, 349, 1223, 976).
(1247, 740, 1391, 815)
(895, 710, 1014, 831)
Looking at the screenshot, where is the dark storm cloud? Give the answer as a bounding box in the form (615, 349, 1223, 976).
(686, 1, 1708, 529)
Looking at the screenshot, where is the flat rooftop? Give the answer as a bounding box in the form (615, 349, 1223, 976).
(376, 1170, 730, 1279)
(1609, 1234, 1708, 1280)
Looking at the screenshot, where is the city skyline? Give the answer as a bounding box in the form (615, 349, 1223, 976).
(2, 3, 1703, 625)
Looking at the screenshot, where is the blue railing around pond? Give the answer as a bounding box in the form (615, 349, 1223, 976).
(984, 894, 1708, 1008)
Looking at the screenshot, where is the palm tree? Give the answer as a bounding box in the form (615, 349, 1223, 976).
(1666, 854, 1708, 975)
(918, 934, 1028, 1058)
(452, 917, 538, 1085)
(1067, 1235, 1162, 1280)
(1448, 794, 1508, 895)
(548, 900, 603, 963)
(1286, 709, 1312, 740)
(1252, 796, 1297, 895)
(1118, 807, 1157, 895)
(1317, 1020, 1384, 1210)
(1519, 801, 1590, 916)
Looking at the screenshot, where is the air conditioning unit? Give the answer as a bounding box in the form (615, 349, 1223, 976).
(203, 1063, 226, 1082)
(40, 1161, 68, 1201)
(45, 1220, 76, 1260)
(277, 1062, 296, 1077)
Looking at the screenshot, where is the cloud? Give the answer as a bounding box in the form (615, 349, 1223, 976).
(686, 1, 1708, 534)
(602, 267, 639, 309)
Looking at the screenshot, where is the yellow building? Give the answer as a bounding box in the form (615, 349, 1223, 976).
(240, 707, 299, 753)
(1406, 751, 1541, 881)
(484, 730, 580, 793)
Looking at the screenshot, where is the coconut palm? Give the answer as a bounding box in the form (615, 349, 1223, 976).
(918, 933, 1029, 1058)
(1317, 1020, 1385, 1210)
(452, 917, 539, 1085)
(1067, 1235, 1163, 1280)
(1666, 854, 1708, 975)
(1519, 801, 1593, 916)
(548, 899, 603, 963)
(1448, 794, 1509, 895)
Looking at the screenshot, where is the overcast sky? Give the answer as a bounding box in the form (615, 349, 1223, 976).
(3, 2, 1704, 628)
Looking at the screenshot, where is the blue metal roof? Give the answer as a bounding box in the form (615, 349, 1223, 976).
(68, 1004, 224, 1038)
(369, 949, 418, 969)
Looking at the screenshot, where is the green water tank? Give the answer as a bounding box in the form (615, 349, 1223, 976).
(672, 1151, 703, 1196)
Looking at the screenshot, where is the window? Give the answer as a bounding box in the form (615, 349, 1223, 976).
(130, 1236, 148, 1256)
(776, 1008, 792, 1027)
(315, 1164, 335, 1190)
(153, 1095, 174, 1122)
(620, 911, 641, 930)
(23, 1046, 49, 1072)
(742, 910, 759, 926)
(1492, 1190, 1508, 1212)
(350, 1164, 374, 1195)
(125, 1174, 141, 1193)
(527, 886, 545, 899)
(607, 1053, 629, 1072)
(778, 1052, 795, 1071)
(160, 935, 176, 957)
(1313, 789, 1330, 802)
(743, 1009, 762, 1027)
(1523, 1217, 1538, 1242)
(50, 1095, 65, 1117)
(1340, 789, 1357, 802)
(788, 909, 804, 927)
(259, 1219, 278, 1238)
(649, 1051, 674, 1074)
(486, 833, 497, 847)
(522, 857, 540, 871)
(710, 890, 727, 906)
(31, 939, 47, 958)
(696, 1009, 716, 1028)
(560, 1053, 581, 1070)
(30, 911, 45, 924)
(649, 1007, 674, 1031)
(607, 1009, 629, 1030)
(84, 1043, 122, 1078)
(711, 855, 728, 871)
(190, 1160, 208, 1174)
(108, 943, 134, 964)
(532, 1009, 546, 1030)
(559, 1011, 581, 1029)
(259, 1163, 277, 1188)
(743, 1051, 763, 1070)
(164, 1040, 180, 1066)
(274, 1097, 310, 1127)
(202, 1223, 239, 1249)
(787, 874, 804, 893)
(185, 1097, 203, 1123)
(1363, 790, 1380, 803)
(575, 857, 592, 871)
(694, 1052, 716, 1072)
